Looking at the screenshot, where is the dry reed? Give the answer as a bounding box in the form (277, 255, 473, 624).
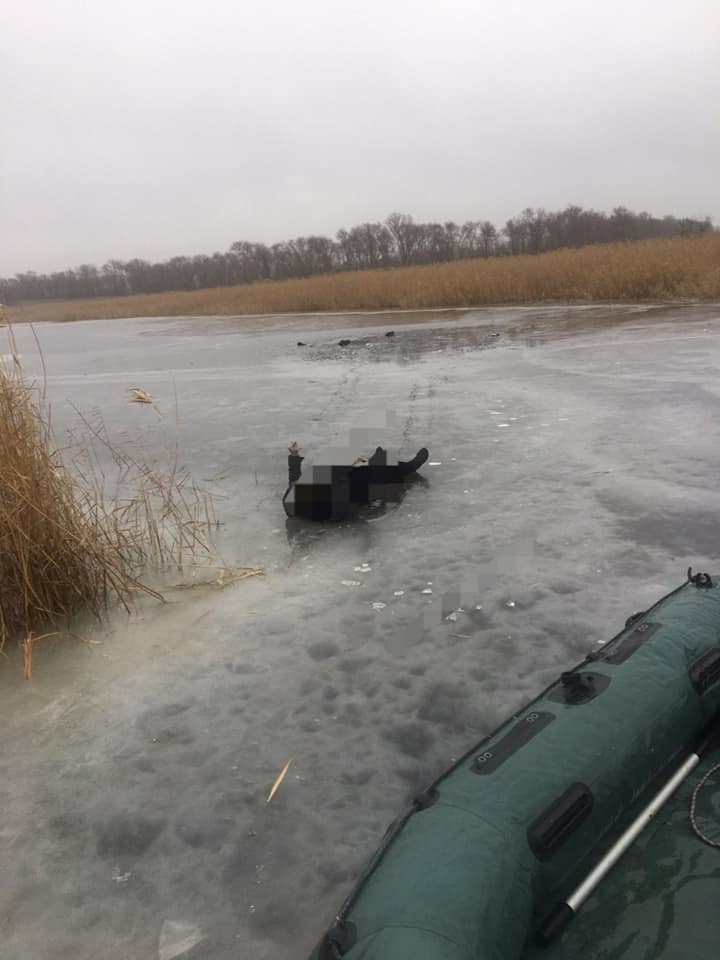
(0, 331, 226, 656)
(4, 234, 720, 327)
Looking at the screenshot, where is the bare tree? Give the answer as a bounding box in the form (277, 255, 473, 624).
(385, 212, 421, 265)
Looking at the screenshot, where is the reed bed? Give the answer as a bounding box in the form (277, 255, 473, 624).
(0, 333, 245, 661)
(4, 234, 720, 326)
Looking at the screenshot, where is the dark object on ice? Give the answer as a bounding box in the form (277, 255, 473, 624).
(286, 441, 304, 485)
(288, 453, 304, 484)
(283, 445, 429, 521)
(385, 330, 395, 337)
(297, 341, 307, 346)
(338, 339, 351, 347)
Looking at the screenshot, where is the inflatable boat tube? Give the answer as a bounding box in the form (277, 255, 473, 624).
(309, 571, 720, 960)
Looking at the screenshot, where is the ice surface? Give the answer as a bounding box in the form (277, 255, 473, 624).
(2, 303, 720, 959)
(158, 920, 204, 960)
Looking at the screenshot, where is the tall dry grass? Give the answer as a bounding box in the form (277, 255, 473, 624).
(5, 234, 720, 326)
(0, 332, 229, 658)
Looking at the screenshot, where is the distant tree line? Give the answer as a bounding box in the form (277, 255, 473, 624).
(1, 206, 713, 304)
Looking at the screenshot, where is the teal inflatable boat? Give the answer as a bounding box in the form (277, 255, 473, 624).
(310, 570, 720, 960)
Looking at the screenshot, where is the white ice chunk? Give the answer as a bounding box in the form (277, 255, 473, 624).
(158, 920, 204, 960)
(112, 866, 131, 885)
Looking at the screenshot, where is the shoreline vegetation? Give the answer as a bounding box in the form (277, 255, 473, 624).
(5, 233, 720, 326)
(0, 340, 263, 673)
(2, 206, 712, 306)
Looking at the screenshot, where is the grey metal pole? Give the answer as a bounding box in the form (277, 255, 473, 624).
(538, 750, 703, 944)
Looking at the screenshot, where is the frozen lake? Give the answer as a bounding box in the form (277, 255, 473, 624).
(2, 303, 720, 959)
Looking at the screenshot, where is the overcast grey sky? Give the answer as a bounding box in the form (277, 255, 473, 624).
(2, 0, 718, 275)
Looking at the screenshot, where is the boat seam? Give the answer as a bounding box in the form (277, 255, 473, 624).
(350, 922, 474, 959)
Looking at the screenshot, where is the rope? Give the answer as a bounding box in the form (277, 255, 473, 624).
(690, 762, 720, 848)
